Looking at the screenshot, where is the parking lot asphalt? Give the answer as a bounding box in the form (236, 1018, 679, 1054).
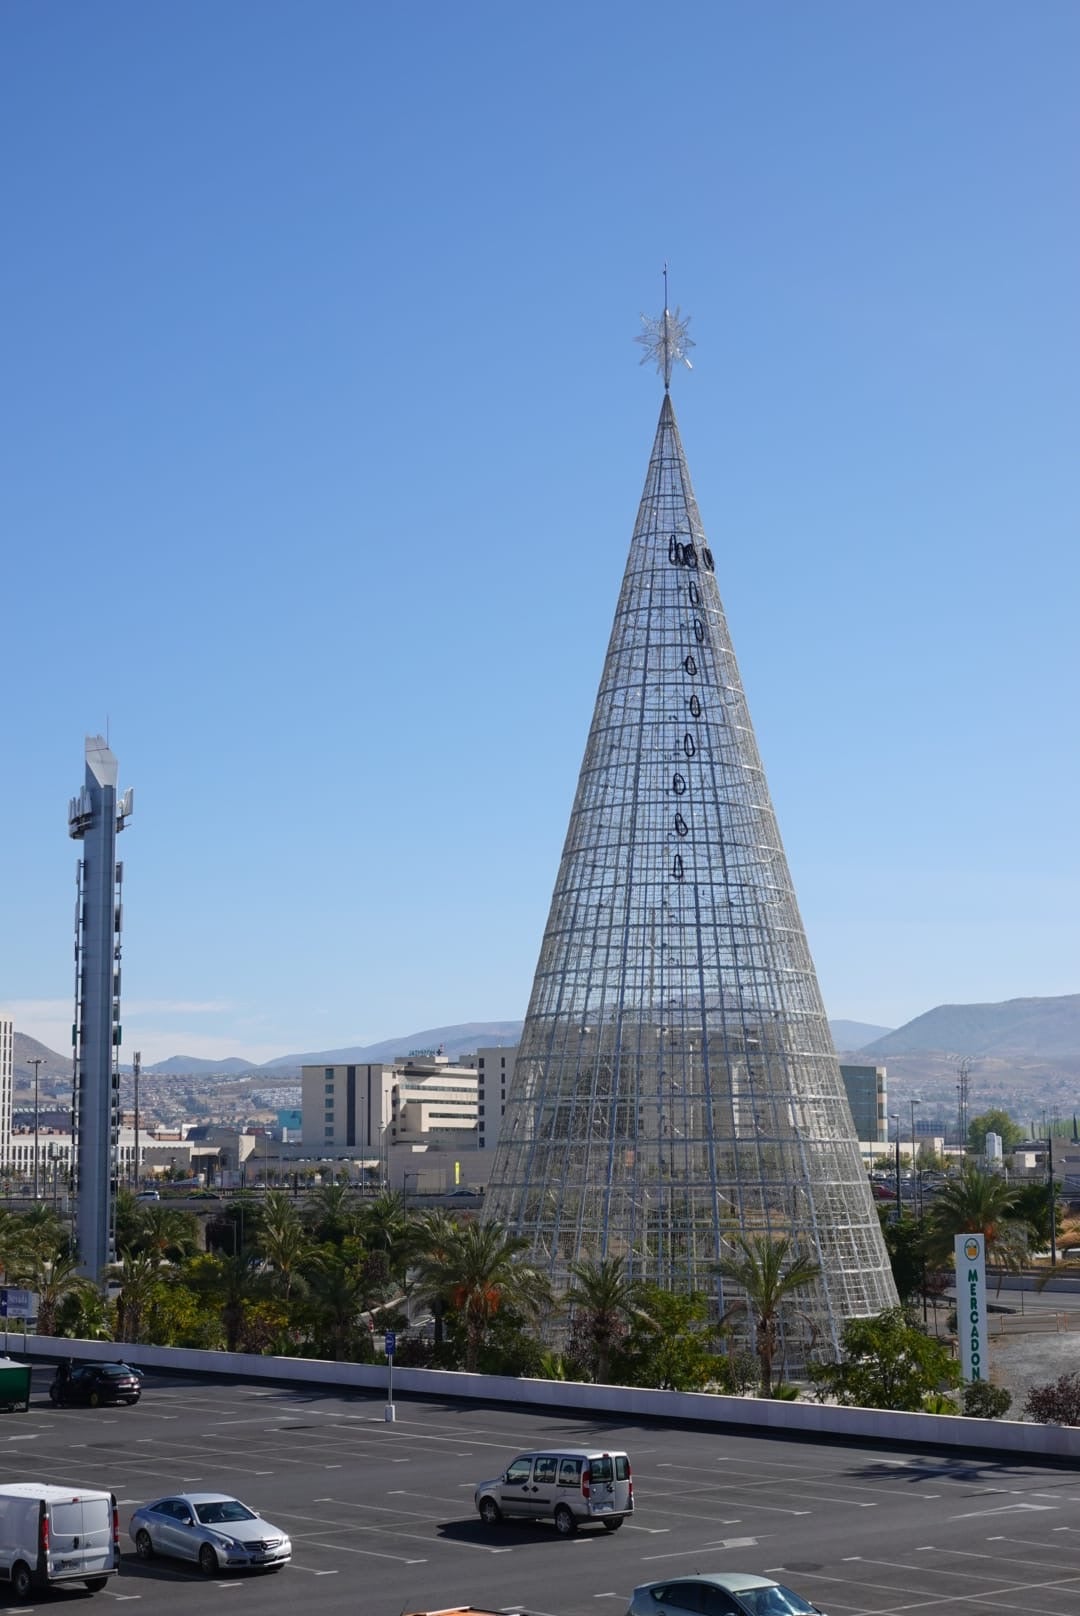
(3, 1365, 1080, 1615)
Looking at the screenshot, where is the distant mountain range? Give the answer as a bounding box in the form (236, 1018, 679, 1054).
(829, 1020, 893, 1051)
(148, 1056, 262, 1076)
(862, 994, 1080, 1061)
(260, 1021, 525, 1071)
(13, 1033, 73, 1083)
(11, 994, 1080, 1078)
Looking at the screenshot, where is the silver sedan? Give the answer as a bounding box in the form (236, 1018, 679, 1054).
(129, 1492, 291, 1576)
(626, 1573, 826, 1616)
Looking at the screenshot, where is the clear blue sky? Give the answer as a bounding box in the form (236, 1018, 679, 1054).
(3, 2, 1078, 1065)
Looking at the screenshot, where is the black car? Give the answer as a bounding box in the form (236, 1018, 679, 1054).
(50, 1361, 142, 1407)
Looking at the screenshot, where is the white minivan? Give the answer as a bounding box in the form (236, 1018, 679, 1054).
(0, 1483, 119, 1599)
(475, 1448, 633, 1535)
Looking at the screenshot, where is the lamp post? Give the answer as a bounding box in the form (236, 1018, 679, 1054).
(132, 1050, 141, 1189)
(1048, 1131, 1058, 1268)
(890, 1113, 901, 1218)
(29, 1059, 43, 1199)
(909, 1098, 922, 1218)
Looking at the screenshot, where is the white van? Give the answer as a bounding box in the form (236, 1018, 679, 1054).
(0, 1483, 119, 1598)
(475, 1448, 633, 1535)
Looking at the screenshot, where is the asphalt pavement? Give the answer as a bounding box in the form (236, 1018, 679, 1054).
(3, 1365, 1080, 1616)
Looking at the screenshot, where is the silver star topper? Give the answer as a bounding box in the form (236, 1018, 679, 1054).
(636, 269, 694, 389)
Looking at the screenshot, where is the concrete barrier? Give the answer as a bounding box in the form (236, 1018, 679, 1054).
(21, 1334, 1080, 1460)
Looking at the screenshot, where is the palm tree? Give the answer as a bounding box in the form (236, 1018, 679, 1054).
(303, 1251, 370, 1361)
(359, 1192, 412, 1272)
(713, 1233, 822, 1396)
(114, 1189, 142, 1257)
(414, 1219, 551, 1372)
(131, 1206, 201, 1263)
(56, 1286, 114, 1342)
(563, 1256, 650, 1383)
(182, 1254, 268, 1352)
(257, 1192, 312, 1301)
(19, 1204, 68, 1261)
(18, 1254, 87, 1338)
(112, 1253, 163, 1344)
(925, 1161, 1033, 1276)
(0, 1209, 31, 1276)
(303, 1181, 359, 1247)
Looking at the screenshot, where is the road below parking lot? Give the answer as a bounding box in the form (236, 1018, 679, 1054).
(2, 1366, 1080, 1615)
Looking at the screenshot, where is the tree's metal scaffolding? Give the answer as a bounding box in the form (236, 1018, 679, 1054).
(484, 319, 897, 1369)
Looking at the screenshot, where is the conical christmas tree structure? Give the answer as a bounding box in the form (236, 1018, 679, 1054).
(484, 298, 898, 1366)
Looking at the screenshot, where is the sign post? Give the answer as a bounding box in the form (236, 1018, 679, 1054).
(954, 1233, 988, 1382)
(0, 1290, 38, 1358)
(384, 1329, 396, 1423)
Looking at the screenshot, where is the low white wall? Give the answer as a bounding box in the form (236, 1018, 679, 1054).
(22, 1335, 1080, 1461)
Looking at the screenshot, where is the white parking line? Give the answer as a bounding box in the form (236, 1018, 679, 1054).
(950, 1502, 1055, 1520)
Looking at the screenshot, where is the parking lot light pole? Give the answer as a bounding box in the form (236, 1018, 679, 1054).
(1048, 1132, 1057, 1268)
(891, 1113, 901, 1218)
(29, 1059, 43, 1200)
(384, 1330, 396, 1423)
(910, 1098, 921, 1217)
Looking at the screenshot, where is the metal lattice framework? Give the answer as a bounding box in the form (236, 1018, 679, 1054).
(484, 351, 897, 1368)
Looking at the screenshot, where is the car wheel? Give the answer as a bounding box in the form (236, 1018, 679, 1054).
(10, 1562, 32, 1601)
(478, 1496, 502, 1526)
(135, 1529, 154, 1560)
(553, 1503, 577, 1536)
(198, 1544, 219, 1577)
(602, 1516, 624, 1532)
(89, 1390, 101, 1408)
(84, 1576, 109, 1592)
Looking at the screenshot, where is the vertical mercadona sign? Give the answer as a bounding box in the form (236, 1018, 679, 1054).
(955, 1232, 988, 1381)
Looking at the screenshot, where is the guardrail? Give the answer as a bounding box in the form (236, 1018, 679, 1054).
(17, 1335, 1080, 1460)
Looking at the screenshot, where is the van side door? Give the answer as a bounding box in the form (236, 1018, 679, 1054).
(556, 1455, 583, 1513)
(527, 1454, 560, 1519)
(497, 1458, 535, 1518)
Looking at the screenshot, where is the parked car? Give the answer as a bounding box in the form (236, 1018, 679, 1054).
(0, 1483, 119, 1597)
(475, 1448, 633, 1534)
(50, 1362, 142, 1407)
(626, 1572, 827, 1616)
(135, 1189, 161, 1203)
(129, 1492, 291, 1575)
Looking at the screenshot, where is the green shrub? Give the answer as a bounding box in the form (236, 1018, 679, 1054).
(962, 1381, 1013, 1420)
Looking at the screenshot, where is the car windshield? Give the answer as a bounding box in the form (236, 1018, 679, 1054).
(194, 1501, 258, 1525)
(100, 1366, 131, 1378)
(736, 1587, 817, 1616)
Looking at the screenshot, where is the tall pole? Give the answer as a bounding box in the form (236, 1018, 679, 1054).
(1048, 1132, 1057, 1268)
(132, 1051, 141, 1188)
(891, 1113, 901, 1220)
(910, 1097, 921, 1218)
(29, 1059, 43, 1199)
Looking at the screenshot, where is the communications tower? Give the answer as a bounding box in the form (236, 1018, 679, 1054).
(484, 292, 897, 1366)
(69, 736, 133, 1279)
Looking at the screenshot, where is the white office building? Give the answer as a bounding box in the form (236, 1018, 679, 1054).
(302, 1053, 480, 1155)
(464, 1046, 517, 1154)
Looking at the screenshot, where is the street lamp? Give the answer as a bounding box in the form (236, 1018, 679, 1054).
(890, 1113, 901, 1216)
(29, 1059, 43, 1199)
(910, 1098, 922, 1218)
